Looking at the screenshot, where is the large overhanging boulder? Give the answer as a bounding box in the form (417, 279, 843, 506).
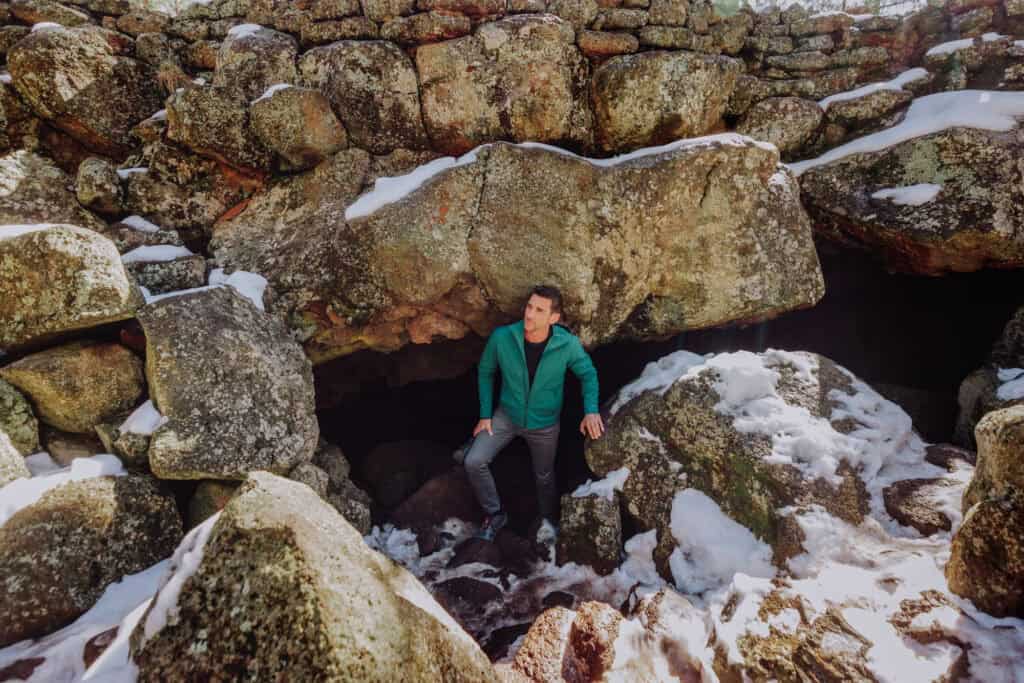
(137, 286, 319, 479)
(129, 472, 497, 681)
(0, 471, 183, 647)
(0, 224, 143, 350)
(215, 136, 824, 363)
(796, 122, 1024, 275)
(586, 349, 920, 575)
(7, 24, 163, 157)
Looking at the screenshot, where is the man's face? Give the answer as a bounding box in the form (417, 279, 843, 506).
(524, 294, 560, 333)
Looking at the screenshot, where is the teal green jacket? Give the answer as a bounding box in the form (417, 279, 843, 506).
(478, 321, 599, 429)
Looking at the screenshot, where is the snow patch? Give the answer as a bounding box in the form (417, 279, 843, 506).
(119, 215, 162, 233)
(121, 245, 194, 264)
(926, 32, 1006, 57)
(227, 23, 265, 38)
(0, 72, 11, 84)
(115, 167, 147, 179)
(871, 183, 942, 206)
(996, 367, 1024, 401)
(818, 67, 929, 110)
(571, 467, 629, 501)
(0, 224, 64, 240)
(251, 83, 292, 105)
(31, 22, 63, 32)
(0, 454, 125, 529)
(119, 400, 168, 436)
(610, 350, 706, 414)
(208, 268, 268, 310)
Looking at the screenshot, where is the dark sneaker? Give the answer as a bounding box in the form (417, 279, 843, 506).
(476, 511, 508, 541)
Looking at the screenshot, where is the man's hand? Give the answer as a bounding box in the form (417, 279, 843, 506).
(580, 413, 604, 439)
(473, 419, 493, 436)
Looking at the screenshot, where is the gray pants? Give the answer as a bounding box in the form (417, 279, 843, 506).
(464, 408, 559, 517)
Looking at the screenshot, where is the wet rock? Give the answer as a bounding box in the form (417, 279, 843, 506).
(249, 85, 347, 172)
(130, 472, 496, 680)
(7, 25, 163, 157)
(799, 127, 1024, 275)
(138, 286, 319, 480)
(0, 225, 142, 349)
(737, 96, 822, 159)
(963, 405, 1024, 509)
(556, 492, 622, 575)
(166, 85, 271, 171)
(591, 50, 741, 152)
(299, 40, 428, 154)
(0, 474, 183, 647)
(0, 341, 144, 434)
(415, 15, 590, 155)
(0, 377, 39, 457)
(882, 478, 953, 536)
(589, 351, 877, 574)
(946, 493, 1024, 618)
(0, 151, 106, 231)
(126, 254, 207, 294)
(75, 156, 124, 215)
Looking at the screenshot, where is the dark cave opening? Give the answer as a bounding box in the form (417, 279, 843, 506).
(315, 244, 1023, 527)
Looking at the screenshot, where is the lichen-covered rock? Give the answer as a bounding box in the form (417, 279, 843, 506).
(299, 40, 428, 154)
(647, 0, 687, 25)
(129, 472, 496, 680)
(823, 88, 913, 130)
(0, 377, 39, 457)
(0, 151, 106, 231)
(588, 351, 878, 574)
(125, 255, 207, 294)
(415, 15, 591, 155)
(0, 225, 142, 349)
(799, 127, 1024, 275)
(963, 405, 1024, 509)
(7, 25, 163, 157)
(186, 479, 239, 528)
(249, 85, 347, 172)
(363, 0, 417, 21)
(75, 156, 124, 215)
(299, 17, 380, 46)
(94, 420, 151, 470)
(503, 601, 622, 681)
(138, 286, 319, 479)
(10, 0, 94, 26)
(0, 474, 183, 647)
(728, 69, 859, 117)
(380, 11, 472, 44)
(546, 0, 597, 30)
(737, 96, 822, 159)
(213, 24, 298, 102)
(591, 50, 742, 152)
(289, 461, 330, 498)
(166, 85, 272, 170)
(578, 29, 640, 57)
(882, 478, 954, 536)
(556, 492, 622, 575)
(0, 436, 30, 487)
(115, 8, 171, 35)
(945, 493, 1024, 618)
(0, 341, 144, 434)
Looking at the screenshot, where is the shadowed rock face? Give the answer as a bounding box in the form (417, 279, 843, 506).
(800, 126, 1024, 275)
(214, 137, 824, 363)
(130, 472, 497, 681)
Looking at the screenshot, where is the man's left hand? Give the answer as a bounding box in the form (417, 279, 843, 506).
(580, 413, 604, 439)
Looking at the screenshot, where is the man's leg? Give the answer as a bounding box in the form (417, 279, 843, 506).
(463, 410, 516, 515)
(522, 422, 560, 520)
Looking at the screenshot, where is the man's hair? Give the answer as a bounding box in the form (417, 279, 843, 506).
(531, 284, 563, 314)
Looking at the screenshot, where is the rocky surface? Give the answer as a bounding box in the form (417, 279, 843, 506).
(138, 286, 319, 479)
(0, 474, 183, 647)
(130, 472, 496, 680)
(0, 151, 106, 230)
(556, 491, 622, 575)
(963, 404, 1024, 509)
(0, 225, 142, 350)
(0, 377, 39, 456)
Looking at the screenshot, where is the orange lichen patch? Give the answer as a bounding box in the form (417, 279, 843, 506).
(216, 197, 252, 224)
(217, 161, 266, 192)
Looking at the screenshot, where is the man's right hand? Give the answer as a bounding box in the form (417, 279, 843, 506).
(473, 419, 493, 436)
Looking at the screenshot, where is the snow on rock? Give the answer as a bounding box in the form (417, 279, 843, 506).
(668, 489, 775, 594)
(0, 223, 64, 240)
(0, 454, 125, 529)
(996, 367, 1024, 401)
(571, 467, 629, 501)
(925, 32, 1006, 57)
(119, 215, 162, 233)
(819, 68, 929, 110)
(610, 350, 706, 413)
(871, 183, 942, 206)
(119, 400, 167, 436)
(251, 83, 292, 105)
(789, 90, 1024, 176)
(115, 167, 147, 180)
(0, 72, 11, 84)
(121, 245, 194, 264)
(208, 268, 268, 311)
(227, 23, 265, 38)
(31, 22, 62, 33)
(24, 452, 61, 476)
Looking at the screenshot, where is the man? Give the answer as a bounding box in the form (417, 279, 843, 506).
(463, 285, 604, 541)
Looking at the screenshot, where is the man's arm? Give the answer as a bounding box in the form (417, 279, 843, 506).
(477, 332, 500, 429)
(568, 339, 603, 438)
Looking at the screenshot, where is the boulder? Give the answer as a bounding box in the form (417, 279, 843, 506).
(130, 472, 496, 680)
(946, 493, 1024, 618)
(0, 225, 142, 349)
(0, 473, 183, 647)
(289, 461, 329, 497)
(186, 479, 239, 528)
(380, 11, 472, 45)
(963, 405, 1024, 509)
(577, 30, 640, 58)
(249, 84, 347, 172)
(75, 156, 124, 215)
(300, 17, 380, 46)
(299, 40, 428, 154)
(0, 78, 40, 154)
(361, 439, 454, 506)
(125, 255, 208, 294)
(736, 96, 822, 159)
(9, 0, 93, 26)
(503, 602, 623, 681)
(556, 491, 622, 575)
(882, 478, 954, 536)
(0, 341, 144, 434)
(587, 350, 888, 573)
(591, 50, 742, 152)
(213, 25, 298, 102)
(166, 85, 272, 171)
(138, 286, 319, 479)
(415, 15, 591, 155)
(363, 0, 417, 21)
(0, 377, 39, 457)
(7, 25, 163, 157)
(823, 88, 913, 130)
(728, 69, 859, 117)
(799, 127, 1024, 275)
(41, 426, 106, 465)
(546, 0, 598, 31)
(0, 151, 106, 231)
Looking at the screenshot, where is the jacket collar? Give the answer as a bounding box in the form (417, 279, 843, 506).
(511, 320, 570, 350)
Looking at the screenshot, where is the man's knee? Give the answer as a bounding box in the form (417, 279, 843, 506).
(464, 442, 495, 471)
